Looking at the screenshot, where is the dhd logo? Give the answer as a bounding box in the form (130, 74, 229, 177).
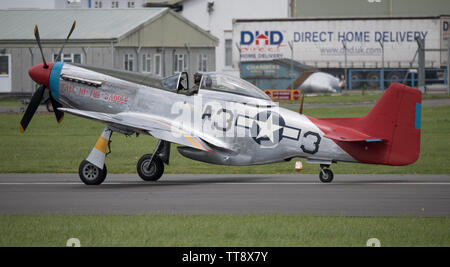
(240, 31, 284, 46)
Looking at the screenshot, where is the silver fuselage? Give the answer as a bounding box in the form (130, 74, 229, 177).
(55, 64, 355, 166)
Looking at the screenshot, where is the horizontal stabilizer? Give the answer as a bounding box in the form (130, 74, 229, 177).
(322, 124, 383, 142)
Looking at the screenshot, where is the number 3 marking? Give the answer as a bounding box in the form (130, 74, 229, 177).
(300, 131, 321, 154)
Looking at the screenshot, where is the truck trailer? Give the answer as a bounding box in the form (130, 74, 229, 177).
(233, 15, 450, 89)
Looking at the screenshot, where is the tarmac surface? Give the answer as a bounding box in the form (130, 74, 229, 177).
(0, 173, 449, 217)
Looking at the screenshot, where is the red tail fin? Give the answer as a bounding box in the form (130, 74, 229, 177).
(309, 83, 422, 165)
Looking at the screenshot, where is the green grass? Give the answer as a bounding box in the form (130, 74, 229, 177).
(0, 215, 448, 247)
(1, 105, 449, 174)
(0, 98, 25, 107)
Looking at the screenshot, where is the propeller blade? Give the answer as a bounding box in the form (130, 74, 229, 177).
(55, 20, 76, 62)
(49, 94, 64, 123)
(34, 25, 48, 68)
(19, 85, 46, 133)
(299, 92, 305, 114)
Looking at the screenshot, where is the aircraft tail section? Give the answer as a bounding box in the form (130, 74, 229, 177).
(309, 83, 422, 165)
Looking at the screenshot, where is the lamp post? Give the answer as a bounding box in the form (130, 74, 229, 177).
(342, 40, 347, 90)
(447, 40, 450, 95)
(416, 37, 425, 92)
(288, 41, 294, 89)
(378, 40, 384, 91)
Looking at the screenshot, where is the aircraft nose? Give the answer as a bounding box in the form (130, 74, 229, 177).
(28, 63, 53, 88)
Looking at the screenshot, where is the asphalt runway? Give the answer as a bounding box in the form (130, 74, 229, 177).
(0, 173, 449, 217)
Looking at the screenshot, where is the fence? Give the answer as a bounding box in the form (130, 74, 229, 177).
(348, 68, 448, 90)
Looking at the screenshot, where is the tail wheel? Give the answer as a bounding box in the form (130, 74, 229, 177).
(137, 154, 164, 181)
(319, 169, 334, 183)
(78, 160, 107, 185)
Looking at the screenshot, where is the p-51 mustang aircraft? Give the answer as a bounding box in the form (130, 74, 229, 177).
(21, 22, 422, 185)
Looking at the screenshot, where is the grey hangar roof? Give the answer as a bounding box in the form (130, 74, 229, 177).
(0, 8, 218, 47)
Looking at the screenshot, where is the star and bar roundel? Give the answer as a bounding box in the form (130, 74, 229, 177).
(236, 111, 302, 146)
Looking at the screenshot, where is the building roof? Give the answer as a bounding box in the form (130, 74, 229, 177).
(0, 8, 218, 45)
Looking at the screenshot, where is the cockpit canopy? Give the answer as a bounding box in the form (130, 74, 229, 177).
(161, 72, 271, 101)
(199, 73, 271, 101)
(162, 72, 189, 91)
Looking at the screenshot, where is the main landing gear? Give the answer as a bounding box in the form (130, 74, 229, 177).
(319, 164, 334, 183)
(137, 154, 164, 181)
(78, 160, 107, 185)
(78, 126, 170, 185)
(137, 140, 170, 182)
(78, 127, 112, 185)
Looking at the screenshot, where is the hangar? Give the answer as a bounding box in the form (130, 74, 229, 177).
(0, 8, 218, 93)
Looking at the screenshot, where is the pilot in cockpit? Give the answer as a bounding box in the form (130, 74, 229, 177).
(186, 72, 202, 96)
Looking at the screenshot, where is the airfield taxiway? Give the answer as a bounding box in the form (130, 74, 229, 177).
(0, 173, 449, 217)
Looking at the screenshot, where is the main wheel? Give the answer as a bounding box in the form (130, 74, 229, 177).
(78, 160, 107, 185)
(137, 154, 164, 181)
(319, 169, 334, 183)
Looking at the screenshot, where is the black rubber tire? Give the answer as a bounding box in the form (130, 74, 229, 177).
(386, 71, 402, 87)
(319, 169, 334, 183)
(366, 71, 380, 88)
(78, 160, 107, 185)
(350, 72, 365, 89)
(137, 154, 164, 181)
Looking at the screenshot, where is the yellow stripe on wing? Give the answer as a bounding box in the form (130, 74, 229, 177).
(184, 135, 204, 151)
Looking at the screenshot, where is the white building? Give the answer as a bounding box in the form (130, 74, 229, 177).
(173, 0, 290, 76)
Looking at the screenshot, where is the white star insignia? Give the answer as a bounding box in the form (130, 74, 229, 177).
(255, 113, 282, 143)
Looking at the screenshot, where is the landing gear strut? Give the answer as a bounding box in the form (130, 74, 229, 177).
(319, 164, 334, 183)
(137, 140, 170, 182)
(78, 127, 112, 185)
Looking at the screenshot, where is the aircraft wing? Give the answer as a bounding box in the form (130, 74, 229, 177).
(59, 108, 232, 153)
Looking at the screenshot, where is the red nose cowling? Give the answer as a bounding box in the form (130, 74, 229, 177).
(28, 62, 54, 88)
